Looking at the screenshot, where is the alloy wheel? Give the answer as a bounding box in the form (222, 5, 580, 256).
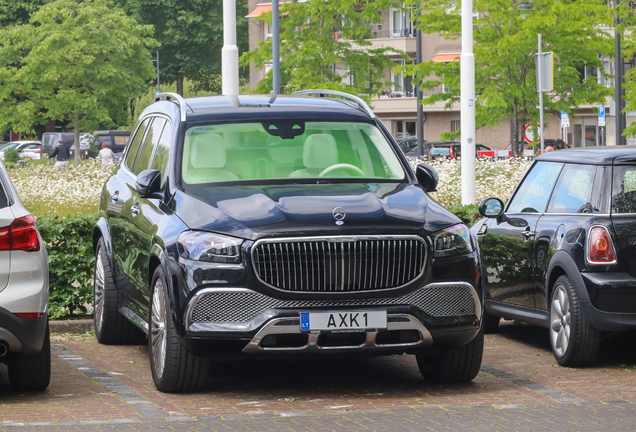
(94, 247, 105, 333)
(550, 284, 571, 357)
(150, 279, 167, 379)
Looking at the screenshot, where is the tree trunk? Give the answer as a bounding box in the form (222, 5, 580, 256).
(512, 101, 519, 158)
(176, 75, 184, 96)
(72, 115, 81, 166)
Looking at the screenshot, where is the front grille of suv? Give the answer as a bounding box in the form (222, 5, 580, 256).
(251, 235, 427, 293)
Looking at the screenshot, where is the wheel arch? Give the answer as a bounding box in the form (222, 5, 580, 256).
(545, 250, 589, 303)
(93, 217, 114, 272)
(149, 244, 185, 334)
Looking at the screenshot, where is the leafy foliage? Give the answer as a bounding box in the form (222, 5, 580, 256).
(241, 0, 403, 101)
(0, 0, 158, 164)
(447, 204, 480, 227)
(404, 0, 615, 143)
(38, 214, 98, 318)
(3, 148, 20, 163)
(0, 0, 50, 27)
(117, 0, 249, 95)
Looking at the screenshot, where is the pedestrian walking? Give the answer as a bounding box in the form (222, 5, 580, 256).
(98, 142, 116, 169)
(555, 139, 567, 150)
(48, 141, 69, 168)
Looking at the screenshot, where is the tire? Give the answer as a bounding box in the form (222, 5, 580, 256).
(149, 266, 209, 393)
(8, 322, 51, 391)
(549, 275, 600, 367)
(93, 237, 145, 345)
(482, 309, 500, 334)
(416, 329, 484, 383)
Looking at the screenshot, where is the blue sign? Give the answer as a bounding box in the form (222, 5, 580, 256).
(598, 106, 606, 127)
(154, 90, 161, 97)
(561, 111, 570, 128)
(300, 313, 310, 331)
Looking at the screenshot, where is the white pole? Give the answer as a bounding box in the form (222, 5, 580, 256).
(538, 34, 544, 154)
(222, 0, 239, 96)
(460, 0, 476, 205)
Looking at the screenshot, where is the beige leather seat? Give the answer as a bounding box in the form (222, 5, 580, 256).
(289, 134, 338, 178)
(186, 134, 238, 183)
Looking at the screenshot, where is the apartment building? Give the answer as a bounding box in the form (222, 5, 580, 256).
(247, 1, 635, 149)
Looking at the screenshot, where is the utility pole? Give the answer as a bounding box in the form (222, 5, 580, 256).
(460, 0, 476, 204)
(538, 34, 544, 154)
(151, 51, 160, 92)
(416, 17, 423, 157)
(222, 0, 239, 97)
(272, 0, 280, 98)
(615, 0, 625, 145)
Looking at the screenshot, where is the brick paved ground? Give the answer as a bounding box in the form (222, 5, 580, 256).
(0, 321, 635, 430)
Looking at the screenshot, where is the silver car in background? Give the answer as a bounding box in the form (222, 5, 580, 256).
(0, 160, 50, 390)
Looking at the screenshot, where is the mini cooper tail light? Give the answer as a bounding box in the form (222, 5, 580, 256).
(587, 226, 615, 264)
(14, 313, 43, 319)
(0, 215, 40, 252)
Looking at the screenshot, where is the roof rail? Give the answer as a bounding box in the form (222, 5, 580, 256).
(291, 90, 376, 120)
(154, 92, 188, 122)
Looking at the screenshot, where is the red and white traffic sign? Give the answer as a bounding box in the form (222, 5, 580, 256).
(524, 123, 542, 143)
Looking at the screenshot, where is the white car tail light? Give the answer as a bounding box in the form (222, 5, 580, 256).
(587, 226, 616, 264)
(0, 215, 40, 252)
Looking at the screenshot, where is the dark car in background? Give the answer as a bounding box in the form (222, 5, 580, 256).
(93, 90, 485, 393)
(42, 132, 74, 157)
(69, 130, 131, 159)
(397, 137, 425, 154)
(473, 147, 636, 366)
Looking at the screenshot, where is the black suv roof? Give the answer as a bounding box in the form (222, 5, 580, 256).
(537, 146, 636, 165)
(153, 95, 375, 124)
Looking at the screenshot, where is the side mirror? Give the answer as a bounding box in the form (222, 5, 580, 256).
(135, 169, 162, 198)
(416, 163, 439, 192)
(478, 197, 504, 218)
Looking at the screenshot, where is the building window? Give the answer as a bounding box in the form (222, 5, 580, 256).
(391, 60, 413, 96)
(451, 120, 460, 133)
(390, 8, 414, 37)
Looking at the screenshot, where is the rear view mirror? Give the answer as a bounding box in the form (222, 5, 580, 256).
(416, 163, 439, 192)
(136, 169, 162, 198)
(479, 197, 504, 218)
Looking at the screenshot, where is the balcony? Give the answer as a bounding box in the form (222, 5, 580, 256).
(340, 30, 417, 54)
(370, 88, 459, 114)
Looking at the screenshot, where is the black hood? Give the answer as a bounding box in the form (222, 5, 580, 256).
(173, 182, 460, 241)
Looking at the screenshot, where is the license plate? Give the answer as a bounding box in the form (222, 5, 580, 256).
(300, 311, 387, 332)
(24, 157, 31, 160)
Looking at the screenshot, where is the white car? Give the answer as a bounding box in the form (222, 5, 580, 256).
(0, 141, 42, 161)
(0, 159, 50, 390)
(18, 143, 42, 161)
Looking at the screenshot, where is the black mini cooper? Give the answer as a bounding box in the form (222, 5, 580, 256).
(93, 90, 483, 392)
(474, 147, 636, 366)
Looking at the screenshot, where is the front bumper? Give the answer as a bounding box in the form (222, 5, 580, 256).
(181, 282, 481, 355)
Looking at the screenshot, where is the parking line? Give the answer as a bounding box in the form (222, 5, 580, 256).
(52, 343, 172, 419)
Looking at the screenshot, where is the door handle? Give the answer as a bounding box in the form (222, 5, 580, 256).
(110, 190, 119, 203)
(521, 230, 535, 239)
(131, 203, 140, 217)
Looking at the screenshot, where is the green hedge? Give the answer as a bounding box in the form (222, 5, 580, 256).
(38, 214, 98, 319)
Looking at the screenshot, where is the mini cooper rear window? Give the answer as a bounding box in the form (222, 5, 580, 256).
(181, 122, 405, 184)
(612, 166, 636, 213)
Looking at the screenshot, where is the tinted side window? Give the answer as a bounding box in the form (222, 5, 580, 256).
(612, 165, 636, 213)
(125, 119, 150, 172)
(547, 164, 596, 213)
(151, 121, 172, 186)
(135, 118, 166, 175)
(508, 161, 564, 213)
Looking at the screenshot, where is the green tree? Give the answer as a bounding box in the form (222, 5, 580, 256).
(0, 0, 50, 27)
(116, 0, 249, 96)
(405, 0, 615, 152)
(0, 0, 157, 165)
(241, 0, 403, 100)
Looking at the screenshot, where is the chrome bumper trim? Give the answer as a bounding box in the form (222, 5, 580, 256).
(241, 314, 434, 354)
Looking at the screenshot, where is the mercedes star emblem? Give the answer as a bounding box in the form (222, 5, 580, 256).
(333, 207, 346, 225)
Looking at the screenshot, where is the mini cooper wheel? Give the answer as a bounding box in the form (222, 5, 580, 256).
(149, 266, 209, 393)
(549, 275, 600, 366)
(416, 329, 484, 383)
(8, 322, 50, 391)
(94, 238, 145, 345)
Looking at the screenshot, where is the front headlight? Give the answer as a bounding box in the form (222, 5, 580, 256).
(177, 231, 243, 263)
(433, 224, 474, 258)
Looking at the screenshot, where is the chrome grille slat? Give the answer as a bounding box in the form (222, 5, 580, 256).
(251, 236, 427, 293)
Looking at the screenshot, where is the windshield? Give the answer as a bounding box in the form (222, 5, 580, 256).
(181, 121, 405, 185)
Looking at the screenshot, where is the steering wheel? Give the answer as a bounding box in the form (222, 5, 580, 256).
(318, 163, 365, 178)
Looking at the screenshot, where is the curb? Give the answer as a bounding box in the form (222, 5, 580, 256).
(50, 318, 93, 335)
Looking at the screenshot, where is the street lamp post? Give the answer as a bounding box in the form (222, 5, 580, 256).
(150, 51, 160, 92)
(460, 0, 476, 205)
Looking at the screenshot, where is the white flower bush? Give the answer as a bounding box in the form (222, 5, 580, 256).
(9, 159, 115, 215)
(408, 158, 532, 207)
(7, 157, 533, 217)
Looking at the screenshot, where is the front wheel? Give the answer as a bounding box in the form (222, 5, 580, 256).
(149, 266, 209, 393)
(549, 275, 600, 366)
(416, 329, 484, 383)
